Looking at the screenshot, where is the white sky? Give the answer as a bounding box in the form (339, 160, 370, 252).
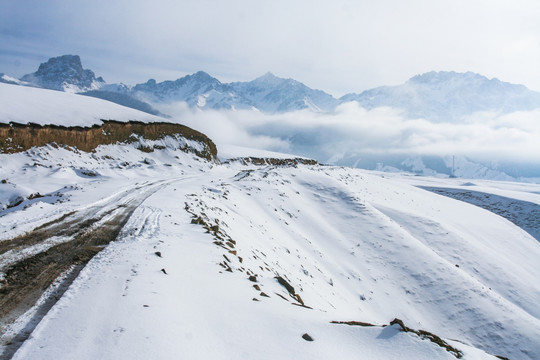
(1, 0, 540, 96)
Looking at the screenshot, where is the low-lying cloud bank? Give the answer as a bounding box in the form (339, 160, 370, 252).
(162, 102, 540, 175)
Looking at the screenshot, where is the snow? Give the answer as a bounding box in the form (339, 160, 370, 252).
(2, 142, 539, 359)
(0, 83, 164, 127)
(1, 81, 539, 358)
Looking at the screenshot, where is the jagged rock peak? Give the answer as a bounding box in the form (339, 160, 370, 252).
(191, 70, 218, 82)
(20, 54, 105, 92)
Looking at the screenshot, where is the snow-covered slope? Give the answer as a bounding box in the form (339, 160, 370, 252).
(1, 141, 539, 359)
(341, 71, 540, 122)
(0, 82, 164, 127)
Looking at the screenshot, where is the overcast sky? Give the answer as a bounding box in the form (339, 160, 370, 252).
(1, 0, 540, 96)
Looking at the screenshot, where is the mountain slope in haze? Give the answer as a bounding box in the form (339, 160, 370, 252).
(229, 72, 339, 112)
(80, 90, 164, 116)
(340, 71, 540, 122)
(325, 153, 540, 182)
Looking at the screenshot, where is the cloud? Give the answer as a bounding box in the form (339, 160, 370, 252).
(163, 102, 540, 166)
(2, 1, 540, 94)
(158, 103, 289, 152)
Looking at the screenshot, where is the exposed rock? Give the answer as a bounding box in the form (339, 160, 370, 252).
(20, 55, 105, 92)
(191, 216, 206, 225)
(275, 276, 295, 295)
(330, 320, 377, 327)
(302, 333, 314, 341)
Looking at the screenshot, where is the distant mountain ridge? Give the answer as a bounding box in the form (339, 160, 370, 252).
(340, 71, 540, 122)
(9, 55, 540, 118)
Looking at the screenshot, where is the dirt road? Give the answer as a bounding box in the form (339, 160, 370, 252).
(0, 179, 171, 359)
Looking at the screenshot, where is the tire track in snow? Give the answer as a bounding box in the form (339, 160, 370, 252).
(0, 179, 172, 359)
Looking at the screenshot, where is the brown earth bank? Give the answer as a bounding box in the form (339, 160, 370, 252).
(0, 120, 218, 161)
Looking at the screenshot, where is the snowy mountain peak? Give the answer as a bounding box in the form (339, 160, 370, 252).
(250, 72, 304, 88)
(228, 72, 338, 112)
(20, 55, 105, 93)
(407, 70, 488, 85)
(252, 71, 283, 83)
(191, 70, 219, 83)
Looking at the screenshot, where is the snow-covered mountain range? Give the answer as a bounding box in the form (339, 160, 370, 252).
(111, 71, 339, 112)
(341, 71, 540, 122)
(7, 55, 540, 117)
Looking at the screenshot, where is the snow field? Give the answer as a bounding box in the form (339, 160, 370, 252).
(1, 144, 538, 359)
(10, 174, 492, 360)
